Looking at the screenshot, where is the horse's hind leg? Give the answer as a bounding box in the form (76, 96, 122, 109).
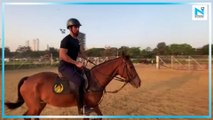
(21, 82, 47, 120)
(23, 111, 31, 120)
(23, 92, 46, 120)
(23, 103, 46, 120)
(35, 103, 46, 120)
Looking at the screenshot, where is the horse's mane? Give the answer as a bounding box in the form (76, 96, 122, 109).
(90, 55, 130, 70)
(90, 56, 122, 70)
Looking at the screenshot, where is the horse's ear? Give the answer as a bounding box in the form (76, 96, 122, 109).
(121, 51, 126, 57)
(121, 52, 129, 60)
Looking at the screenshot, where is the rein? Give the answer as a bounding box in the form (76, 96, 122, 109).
(84, 57, 136, 106)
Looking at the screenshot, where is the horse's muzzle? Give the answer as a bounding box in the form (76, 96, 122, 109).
(130, 75, 141, 88)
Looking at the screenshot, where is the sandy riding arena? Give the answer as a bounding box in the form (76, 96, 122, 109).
(1, 64, 212, 120)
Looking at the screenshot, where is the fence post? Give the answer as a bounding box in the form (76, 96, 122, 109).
(188, 56, 191, 70)
(156, 56, 160, 69)
(50, 53, 53, 65)
(171, 56, 173, 69)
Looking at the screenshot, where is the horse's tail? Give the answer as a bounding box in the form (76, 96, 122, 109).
(5, 76, 29, 109)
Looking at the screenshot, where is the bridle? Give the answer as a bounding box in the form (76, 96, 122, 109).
(85, 58, 137, 93)
(106, 59, 137, 93)
(84, 57, 138, 106)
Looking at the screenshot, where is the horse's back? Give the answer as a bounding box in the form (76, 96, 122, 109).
(20, 72, 76, 107)
(29, 72, 58, 82)
(20, 72, 57, 98)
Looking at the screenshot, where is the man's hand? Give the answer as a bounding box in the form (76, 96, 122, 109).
(75, 62, 84, 69)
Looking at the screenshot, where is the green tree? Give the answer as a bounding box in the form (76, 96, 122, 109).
(16, 46, 32, 53)
(169, 43, 194, 55)
(0, 47, 12, 58)
(127, 47, 141, 57)
(48, 47, 59, 58)
(104, 47, 118, 56)
(30, 51, 46, 58)
(86, 48, 105, 57)
(155, 42, 169, 55)
(141, 47, 154, 58)
(199, 44, 213, 55)
(118, 46, 129, 56)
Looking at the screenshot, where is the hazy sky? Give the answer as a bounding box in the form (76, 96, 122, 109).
(0, 0, 212, 51)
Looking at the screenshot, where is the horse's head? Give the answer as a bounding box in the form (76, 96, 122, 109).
(117, 54, 141, 88)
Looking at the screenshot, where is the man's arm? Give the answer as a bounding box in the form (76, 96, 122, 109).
(59, 48, 83, 68)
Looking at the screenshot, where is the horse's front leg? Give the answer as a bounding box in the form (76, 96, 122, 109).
(94, 106, 102, 116)
(83, 106, 102, 120)
(92, 105, 102, 120)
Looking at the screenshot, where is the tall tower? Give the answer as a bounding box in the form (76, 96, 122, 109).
(32, 38, 39, 51)
(37, 38, 39, 51)
(47, 44, 50, 51)
(78, 32, 86, 51)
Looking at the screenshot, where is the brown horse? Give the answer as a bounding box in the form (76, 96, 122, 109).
(5, 55, 141, 120)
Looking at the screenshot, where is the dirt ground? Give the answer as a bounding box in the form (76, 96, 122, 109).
(1, 64, 212, 120)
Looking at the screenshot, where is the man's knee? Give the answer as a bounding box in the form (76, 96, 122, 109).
(68, 80, 79, 92)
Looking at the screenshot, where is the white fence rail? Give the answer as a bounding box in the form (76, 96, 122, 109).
(156, 55, 209, 70)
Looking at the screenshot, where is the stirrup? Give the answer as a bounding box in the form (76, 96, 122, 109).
(83, 105, 94, 115)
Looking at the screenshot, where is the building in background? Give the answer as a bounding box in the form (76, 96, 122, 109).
(46, 44, 50, 51)
(32, 38, 39, 51)
(25, 39, 39, 51)
(78, 32, 86, 51)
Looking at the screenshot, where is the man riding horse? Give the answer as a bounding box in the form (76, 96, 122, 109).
(58, 18, 88, 114)
(4, 18, 141, 120)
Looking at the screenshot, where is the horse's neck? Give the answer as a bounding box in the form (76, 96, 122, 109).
(90, 58, 122, 89)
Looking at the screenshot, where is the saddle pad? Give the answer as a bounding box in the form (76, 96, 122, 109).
(53, 76, 71, 94)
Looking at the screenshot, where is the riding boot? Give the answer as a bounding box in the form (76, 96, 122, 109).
(78, 85, 94, 115)
(67, 81, 83, 115)
(76, 88, 84, 115)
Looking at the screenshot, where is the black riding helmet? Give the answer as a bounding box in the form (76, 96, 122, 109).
(67, 18, 82, 29)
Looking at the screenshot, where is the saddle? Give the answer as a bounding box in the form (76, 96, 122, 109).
(53, 68, 91, 94)
(53, 76, 70, 94)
